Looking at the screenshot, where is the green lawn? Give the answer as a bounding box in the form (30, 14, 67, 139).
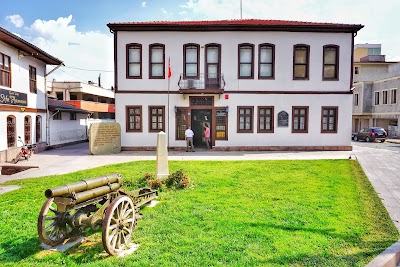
(0, 160, 398, 267)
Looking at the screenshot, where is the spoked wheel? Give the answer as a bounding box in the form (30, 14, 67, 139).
(102, 195, 135, 256)
(38, 197, 74, 246)
(11, 154, 22, 164)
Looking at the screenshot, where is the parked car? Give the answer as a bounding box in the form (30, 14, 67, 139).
(353, 127, 387, 142)
(351, 132, 357, 140)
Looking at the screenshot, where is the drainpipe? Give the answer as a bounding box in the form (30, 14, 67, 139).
(44, 63, 64, 148)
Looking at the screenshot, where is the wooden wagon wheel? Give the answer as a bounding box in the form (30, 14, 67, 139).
(102, 195, 136, 256)
(37, 197, 74, 246)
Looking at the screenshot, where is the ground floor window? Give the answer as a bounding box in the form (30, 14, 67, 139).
(175, 108, 188, 140)
(237, 106, 254, 133)
(24, 115, 31, 144)
(53, 111, 62, 120)
(126, 106, 142, 132)
(36, 115, 42, 142)
(7, 115, 16, 147)
(149, 106, 165, 132)
(258, 106, 274, 133)
(292, 106, 309, 133)
(216, 108, 228, 140)
(321, 107, 338, 133)
(70, 113, 77, 120)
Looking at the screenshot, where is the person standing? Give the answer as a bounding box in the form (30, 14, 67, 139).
(185, 126, 195, 152)
(204, 124, 211, 149)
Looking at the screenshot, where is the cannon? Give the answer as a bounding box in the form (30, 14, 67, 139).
(37, 173, 158, 256)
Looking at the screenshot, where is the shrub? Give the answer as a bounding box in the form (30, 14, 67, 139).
(148, 179, 163, 190)
(165, 170, 190, 189)
(136, 172, 154, 188)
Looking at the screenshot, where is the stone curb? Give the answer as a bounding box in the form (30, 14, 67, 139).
(366, 240, 400, 267)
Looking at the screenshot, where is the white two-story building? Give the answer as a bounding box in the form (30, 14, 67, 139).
(107, 19, 363, 151)
(0, 26, 63, 162)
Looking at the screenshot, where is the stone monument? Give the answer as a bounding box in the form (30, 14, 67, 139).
(156, 131, 169, 179)
(89, 123, 121, 155)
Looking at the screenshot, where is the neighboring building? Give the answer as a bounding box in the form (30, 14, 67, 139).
(107, 19, 363, 151)
(352, 44, 400, 137)
(47, 98, 91, 146)
(48, 81, 115, 119)
(0, 26, 63, 163)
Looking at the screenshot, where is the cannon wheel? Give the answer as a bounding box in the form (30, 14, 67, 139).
(38, 197, 74, 246)
(102, 195, 135, 256)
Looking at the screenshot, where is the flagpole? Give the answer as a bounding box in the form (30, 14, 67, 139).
(167, 57, 171, 148)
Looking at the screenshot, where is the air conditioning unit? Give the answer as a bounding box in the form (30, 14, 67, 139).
(187, 79, 195, 89)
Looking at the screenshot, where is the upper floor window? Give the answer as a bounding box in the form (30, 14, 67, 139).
(0, 52, 11, 87)
(238, 44, 254, 79)
(323, 45, 339, 80)
(368, 47, 381, 55)
(391, 89, 397, 104)
(258, 44, 274, 79)
(184, 44, 199, 78)
(292, 106, 309, 133)
(127, 44, 142, 78)
(383, 90, 388, 105)
(237, 106, 254, 133)
(257, 106, 274, 133)
(29, 66, 37, 93)
(293, 45, 310, 79)
(149, 44, 165, 79)
(354, 66, 359, 75)
(126, 105, 142, 132)
(149, 106, 165, 132)
(353, 93, 359, 106)
(374, 91, 380, 105)
(321, 107, 338, 133)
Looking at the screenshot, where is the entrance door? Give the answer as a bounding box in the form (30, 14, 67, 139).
(191, 109, 212, 148)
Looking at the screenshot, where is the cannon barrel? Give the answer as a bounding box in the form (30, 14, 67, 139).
(74, 182, 121, 204)
(45, 173, 122, 198)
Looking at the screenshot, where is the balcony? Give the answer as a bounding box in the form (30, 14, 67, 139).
(178, 73, 225, 94)
(65, 100, 115, 113)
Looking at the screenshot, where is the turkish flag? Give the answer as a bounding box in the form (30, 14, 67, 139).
(168, 57, 172, 79)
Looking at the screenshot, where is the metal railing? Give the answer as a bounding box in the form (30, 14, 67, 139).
(178, 73, 225, 90)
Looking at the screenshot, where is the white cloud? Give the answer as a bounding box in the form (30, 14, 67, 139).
(161, 8, 167, 14)
(5, 14, 24, 28)
(142, 1, 147, 7)
(25, 15, 114, 89)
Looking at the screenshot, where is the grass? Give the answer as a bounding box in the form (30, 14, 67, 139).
(0, 160, 398, 266)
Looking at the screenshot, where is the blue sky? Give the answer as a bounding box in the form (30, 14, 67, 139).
(1, 0, 400, 89)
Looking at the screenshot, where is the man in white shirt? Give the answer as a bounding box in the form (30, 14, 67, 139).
(185, 126, 195, 152)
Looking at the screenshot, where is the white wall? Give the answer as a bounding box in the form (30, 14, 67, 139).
(116, 31, 353, 92)
(48, 112, 88, 146)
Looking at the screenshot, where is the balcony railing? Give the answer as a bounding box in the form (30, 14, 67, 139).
(178, 73, 225, 93)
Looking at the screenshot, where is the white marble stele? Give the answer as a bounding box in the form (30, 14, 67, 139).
(156, 131, 169, 179)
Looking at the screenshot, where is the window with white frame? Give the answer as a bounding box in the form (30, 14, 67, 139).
(382, 90, 388, 105)
(374, 91, 380, 105)
(391, 89, 397, 104)
(127, 43, 142, 78)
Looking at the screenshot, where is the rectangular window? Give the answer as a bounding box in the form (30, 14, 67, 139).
(127, 44, 142, 78)
(323, 45, 339, 80)
(321, 107, 338, 133)
(53, 112, 62, 120)
(237, 106, 254, 133)
(258, 106, 274, 133)
(56, 92, 63, 100)
(0, 52, 11, 87)
(354, 66, 359, 75)
(293, 45, 309, 79)
(292, 106, 309, 133)
(149, 106, 165, 132)
(374, 91, 380, 105)
(259, 44, 274, 79)
(149, 44, 165, 78)
(368, 47, 381, 55)
(353, 93, 359, 106)
(126, 106, 142, 132)
(238, 44, 254, 79)
(391, 89, 397, 104)
(216, 108, 228, 140)
(176, 108, 188, 140)
(184, 44, 199, 78)
(70, 113, 76, 120)
(29, 66, 37, 93)
(383, 90, 388, 105)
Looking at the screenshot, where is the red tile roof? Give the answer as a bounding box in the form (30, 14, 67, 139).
(108, 19, 363, 33)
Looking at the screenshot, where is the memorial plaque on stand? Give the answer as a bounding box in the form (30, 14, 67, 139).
(89, 123, 121, 155)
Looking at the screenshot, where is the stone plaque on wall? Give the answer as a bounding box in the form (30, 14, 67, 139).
(277, 111, 289, 127)
(89, 123, 121, 155)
